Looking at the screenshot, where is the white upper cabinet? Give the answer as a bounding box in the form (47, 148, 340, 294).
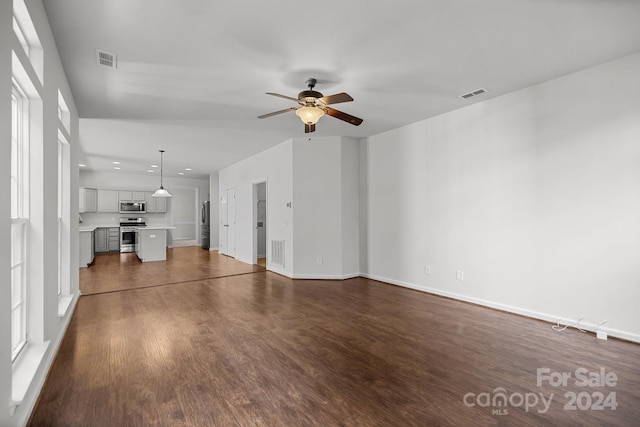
(155, 196, 167, 213)
(97, 190, 119, 212)
(79, 187, 97, 213)
(144, 191, 155, 213)
(119, 191, 145, 202)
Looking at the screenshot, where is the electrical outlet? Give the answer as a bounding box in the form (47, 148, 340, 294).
(456, 270, 464, 281)
(316, 257, 323, 265)
(424, 265, 431, 275)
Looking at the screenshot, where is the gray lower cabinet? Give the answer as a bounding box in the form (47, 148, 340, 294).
(94, 228, 108, 253)
(95, 227, 120, 253)
(108, 227, 120, 251)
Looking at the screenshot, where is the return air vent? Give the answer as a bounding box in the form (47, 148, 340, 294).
(459, 88, 486, 100)
(271, 240, 285, 267)
(96, 49, 117, 68)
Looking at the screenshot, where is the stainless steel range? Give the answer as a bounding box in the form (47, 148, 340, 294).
(119, 217, 146, 252)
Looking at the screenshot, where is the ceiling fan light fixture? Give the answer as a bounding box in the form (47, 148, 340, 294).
(152, 149, 172, 198)
(295, 105, 325, 125)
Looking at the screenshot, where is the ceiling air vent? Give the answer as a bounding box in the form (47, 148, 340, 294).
(459, 88, 486, 100)
(96, 49, 117, 68)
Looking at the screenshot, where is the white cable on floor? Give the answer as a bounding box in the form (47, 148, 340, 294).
(552, 317, 587, 333)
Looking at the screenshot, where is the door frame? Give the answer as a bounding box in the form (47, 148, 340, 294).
(252, 179, 268, 265)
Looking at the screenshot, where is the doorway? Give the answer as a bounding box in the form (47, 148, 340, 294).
(252, 181, 267, 266)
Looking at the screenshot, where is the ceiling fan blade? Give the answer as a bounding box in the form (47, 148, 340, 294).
(305, 123, 316, 133)
(266, 92, 299, 102)
(258, 107, 298, 119)
(325, 107, 363, 126)
(319, 92, 353, 105)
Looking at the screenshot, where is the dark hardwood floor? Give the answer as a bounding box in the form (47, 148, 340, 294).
(80, 247, 265, 295)
(30, 251, 640, 426)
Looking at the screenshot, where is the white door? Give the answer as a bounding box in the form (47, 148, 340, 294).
(227, 188, 236, 257)
(220, 191, 228, 255)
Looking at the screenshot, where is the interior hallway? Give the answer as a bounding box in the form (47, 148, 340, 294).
(30, 251, 640, 426)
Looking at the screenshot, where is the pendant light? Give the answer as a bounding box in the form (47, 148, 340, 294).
(152, 149, 172, 198)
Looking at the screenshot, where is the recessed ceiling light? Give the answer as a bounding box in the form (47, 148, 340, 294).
(112, 161, 121, 165)
(79, 163, 86, 167)
(185, 168, 192, 171)
(113, 167, 121, 170)
(150, 164, 158, 168)
(178, 172, 184, 175)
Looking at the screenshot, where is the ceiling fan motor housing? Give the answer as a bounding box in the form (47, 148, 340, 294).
(298, 90, 323, 102)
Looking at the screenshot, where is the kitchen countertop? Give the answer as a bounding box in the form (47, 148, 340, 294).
(80, 225, 177, 232)
(79, 224, 118, 232)
(136, 226, 177, 230)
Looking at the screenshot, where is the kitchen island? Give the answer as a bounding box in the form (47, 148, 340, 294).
(135, 226, 176, 262)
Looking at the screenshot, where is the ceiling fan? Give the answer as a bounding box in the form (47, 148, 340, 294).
(258, 78, 363, 133)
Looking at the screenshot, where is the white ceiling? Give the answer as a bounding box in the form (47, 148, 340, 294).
(42, 0, 640, 179)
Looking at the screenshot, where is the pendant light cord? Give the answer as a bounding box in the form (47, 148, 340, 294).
(159, 149, 164, 188)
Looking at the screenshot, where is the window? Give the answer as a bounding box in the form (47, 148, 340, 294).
(57, 133, 70, 298)
(13, 0, 44, 84)
(57, 90, 70, 133)
(11, 81, 29, 362)
(12, 16, 29, 58)
(57, 139, 63, 296)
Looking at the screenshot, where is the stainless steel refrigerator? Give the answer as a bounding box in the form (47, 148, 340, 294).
(201, 200, 210, 249)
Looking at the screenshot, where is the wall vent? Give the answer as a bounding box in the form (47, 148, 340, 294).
(459, 88, 486, 100)
(271, 240, 285, 267)
(96, 49, 117, 68)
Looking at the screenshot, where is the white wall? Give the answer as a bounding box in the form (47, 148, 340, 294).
(364, 52, 640, 341)
(0, 3, 13, 422)
(341, 138, 361, 276)
(291, 136, 360, 278)
(1, 0, 80, 425)
(171, 187, 197, 240)
(292, 137, 343, 277)
(219, 141, 294, 274)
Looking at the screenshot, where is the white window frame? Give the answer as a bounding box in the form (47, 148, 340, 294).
(57, 139, 63, 296)
(57, 131, 71, 302)
(11, 81, 30, 362)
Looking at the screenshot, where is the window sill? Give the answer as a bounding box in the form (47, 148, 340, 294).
(57, 294, 74, 318)
(11, 341, 50, 415)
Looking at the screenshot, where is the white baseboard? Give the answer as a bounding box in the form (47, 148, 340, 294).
(267, 265, 293, 278)
(234, 256, 253, 265)
(361, 273, 640, 344)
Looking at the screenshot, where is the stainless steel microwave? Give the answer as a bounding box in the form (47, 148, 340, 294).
(119, 202, 146, 214)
